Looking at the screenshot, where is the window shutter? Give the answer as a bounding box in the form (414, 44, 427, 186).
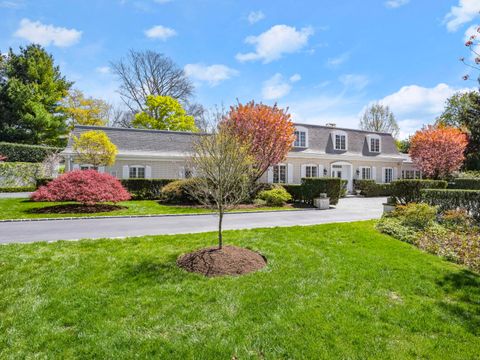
(145, 166, 152, 179)
(301, 165, 306, 178)
(72, 164, 80, 171)
(287, 164, 294, 184)
(179, 167, 184, 178)
(381, 168, 386, 183)
(393, 167, 398, 180)
(98, 166, 105, 173)
(267, 167, 273, 183)
(372, 167, 377, 182)
(318, 164, 324, 177)
(122, 165, 129, 179)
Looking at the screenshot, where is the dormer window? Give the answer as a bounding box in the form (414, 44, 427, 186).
(333, 131, 347, 151)
(293, 126, 308, 147)
(368, 135, 381, 153)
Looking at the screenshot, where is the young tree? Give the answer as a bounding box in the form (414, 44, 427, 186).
(0, 44, 72, 145)
(61, 89, 110, 127)
(222, 101, 295, 182)
(461, 25, 480, 87)
(396, 138, 411, 154)
(188, 129, 254, 249)
(437, 91, 480, 170)
(73, 130, 118, 168)
(133, 95, 197, 131)
(359, 103, 399, 138)
(410, 126, 468, 179)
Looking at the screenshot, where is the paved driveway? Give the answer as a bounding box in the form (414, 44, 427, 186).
(0, 192, 32, 199)
(0, 197, 386, 244)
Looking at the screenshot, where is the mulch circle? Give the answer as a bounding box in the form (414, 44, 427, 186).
(177, 245, 267, 277)
(29, 204, 127, 214)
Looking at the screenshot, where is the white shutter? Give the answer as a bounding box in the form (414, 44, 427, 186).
(287, 164, 294, 184)
(372, 167, 377, 182)
(122, 165, 129, 179)
(318, 164, 324, 177)
(301, 165, 306, 178)
(72, 164, 80, 171)
(393, 167, 398, 181)
(381, 168, 386, 183)
(98, 166, 105, 173)
(145, 166, 152, 179)
(267, 167, 273, 183)
(179, 167, 184, 179)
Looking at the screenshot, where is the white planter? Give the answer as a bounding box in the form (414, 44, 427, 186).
(314, 197, 330, 210)
(383, 203, 396, 214)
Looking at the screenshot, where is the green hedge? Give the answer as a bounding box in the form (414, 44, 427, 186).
(0, 162, 42, 187)
(353, 179, 393, 197)
(392, 180, 448, 205)
(120, 179, 176, 200)
(448, 178, 480, 190)
(421, 189, 480, 220)
(159, 179, 198, 204)
(282, 184, 303, 202)
(36, 178, 54, 188)
(283, 178, 342, 205)
(0, 186, 36, 193)
(0, 142, 62, 163)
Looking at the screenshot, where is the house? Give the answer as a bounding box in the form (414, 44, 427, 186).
(62, 124, 419, 192)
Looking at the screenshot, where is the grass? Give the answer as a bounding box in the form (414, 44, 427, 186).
(0, 221, 478, 359)
(0, 198, 296, 220)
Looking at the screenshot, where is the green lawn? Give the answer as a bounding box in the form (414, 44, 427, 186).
(0, 198, 296, 220)
(0, 221, 478, 359)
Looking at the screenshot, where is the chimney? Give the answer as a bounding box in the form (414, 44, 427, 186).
(325, 123, 336, 127)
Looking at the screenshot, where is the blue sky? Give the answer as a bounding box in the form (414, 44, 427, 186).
(1, 0, 479, 138)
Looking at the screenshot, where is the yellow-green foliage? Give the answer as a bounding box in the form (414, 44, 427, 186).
(73, 130, 117, 167)
(133, 95, 197, 132)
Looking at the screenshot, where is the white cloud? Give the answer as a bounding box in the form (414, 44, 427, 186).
(14, 18, 82, 47)
(236, 25, 314, 63)
(184, 63, 239, 86)
(144, 25, 176, 40)
(247, 10, 265, 24)
(339, 74, 370, 91)
(95, 66, 111, 74)
(262, 73, 292, 100)
(0, 0, 24, 8)
(385, 0, 409, 9)
(326, 52, 350, 68)
(290, 73, 301, 82)
(445, 0, 480, 32)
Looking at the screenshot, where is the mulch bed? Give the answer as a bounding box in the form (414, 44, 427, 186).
(177, 245, 267, 277)
(29, 204, 127, 214)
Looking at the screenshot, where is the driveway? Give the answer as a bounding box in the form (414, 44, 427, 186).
(0, 192, 32, 199)
(0, 197, 386, 244)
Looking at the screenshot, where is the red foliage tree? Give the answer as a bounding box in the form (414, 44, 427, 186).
(222, 101, 295, 181)
(410, 126, 468, 179)
(0, 154, 6, 162)
(31, 170, 131, 205)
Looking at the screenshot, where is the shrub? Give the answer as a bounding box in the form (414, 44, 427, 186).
(448, 178, 480, 190)
(0, 186, 36, 193)
(0, 162, 43, 187)
(391, 203, 437, 230)
(391, 179, 448, 205)
(421, 189, 480, 221)
(283, 184, 303, 202)
(0, 142, 61, 163)
(120, 179, 175, 200)
(375, 217, 418, 244)
(31, 170, 131, 205)
(353, 179, 393, 197)
(439, 209, 475, 231)
(159, 179, 198, 204)
(36, 178, 54, 188)
(301, 177, 342, 205)
(257, 186, 292, 206)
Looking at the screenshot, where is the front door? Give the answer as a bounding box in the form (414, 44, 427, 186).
(331, 163, 353, 192)
(333, 170, 342, 179)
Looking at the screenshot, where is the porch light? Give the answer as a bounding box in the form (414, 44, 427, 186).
(323, 168, 328, 176)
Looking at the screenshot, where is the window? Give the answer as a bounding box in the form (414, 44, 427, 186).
(80, 165, 96, 171)
(129, 166, 145, 179)
(184, 168, 192, 179)
(273, 165, 287, 183)
(305, 165, 318, 178)
(360, 167, 371, 180)
(402, 170, 421, 179)
(384, 168, 393, 183)
(293, 127, 307, 147)
(333, 131, 347, 150)
(369, 137, 380, 152)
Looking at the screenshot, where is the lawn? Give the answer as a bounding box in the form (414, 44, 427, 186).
(0, 222, 478, 359)
(0, 198, 296, 220)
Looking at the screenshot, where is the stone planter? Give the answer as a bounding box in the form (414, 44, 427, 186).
(383, 203, 396, 214)
(314, 197, 330, 210)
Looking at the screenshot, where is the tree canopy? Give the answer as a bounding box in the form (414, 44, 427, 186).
(359, 103, 399, 138)
(61, 89, 110, 127)
(0, 44, 72, 146)
(73, 130, 118, 167)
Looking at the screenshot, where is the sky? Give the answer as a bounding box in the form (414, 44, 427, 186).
(1, 0, 479, 139)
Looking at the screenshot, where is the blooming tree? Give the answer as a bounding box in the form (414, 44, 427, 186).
(461, 24, 480, 87)
(410, 126, 468, 179)
(222, 101, 295, 182)
(73, 130, 118, 168)
(31, 170, 131, 205)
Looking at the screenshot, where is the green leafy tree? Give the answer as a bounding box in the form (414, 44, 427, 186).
(396, 138, 411, 154)
(0, 44, 72, 145)
(73, 130, 118, 167)
(437, 91, 480, 170)
(359, 103, 399, 138)
(61, 89, 110, 127)
(133, 95, 198, 132)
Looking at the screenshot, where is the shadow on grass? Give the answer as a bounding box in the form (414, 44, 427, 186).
(26, 204, 126, 214)
(436, 269, 480, 334)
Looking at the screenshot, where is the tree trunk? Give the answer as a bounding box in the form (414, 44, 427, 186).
(218, 209, 223, 250)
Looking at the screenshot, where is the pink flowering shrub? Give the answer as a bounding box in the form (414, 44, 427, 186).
(31, 170, 131, 205)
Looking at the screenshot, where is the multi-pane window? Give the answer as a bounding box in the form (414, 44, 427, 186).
(273, 165, 287, 183)
(129, 166, 145, 179)
(305, 165, 318, 178)
(294, 131, 306, 147)
(361, 167, 371, 180)
(384, 168, 393, 183)
(370, 138, 380, 152)
(335, 134, 346, 150)
(402, 170, 422, 179)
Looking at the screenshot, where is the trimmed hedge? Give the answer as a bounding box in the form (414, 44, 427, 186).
(0, 142, 61, 163)
(421, 189, 480, 220)
(353, 179, 393, 197)
(282, 184, 303, 202)
(392, 180, 448, 205)
(448, 178, 480, 190)
(36, 178, 54, 188)
(159, 179, 198, 204)
(283, 178, 342, 205)
(120, 179, 176, 200)
(0, 162, 42, 187)
(0, 186, 36, 193)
